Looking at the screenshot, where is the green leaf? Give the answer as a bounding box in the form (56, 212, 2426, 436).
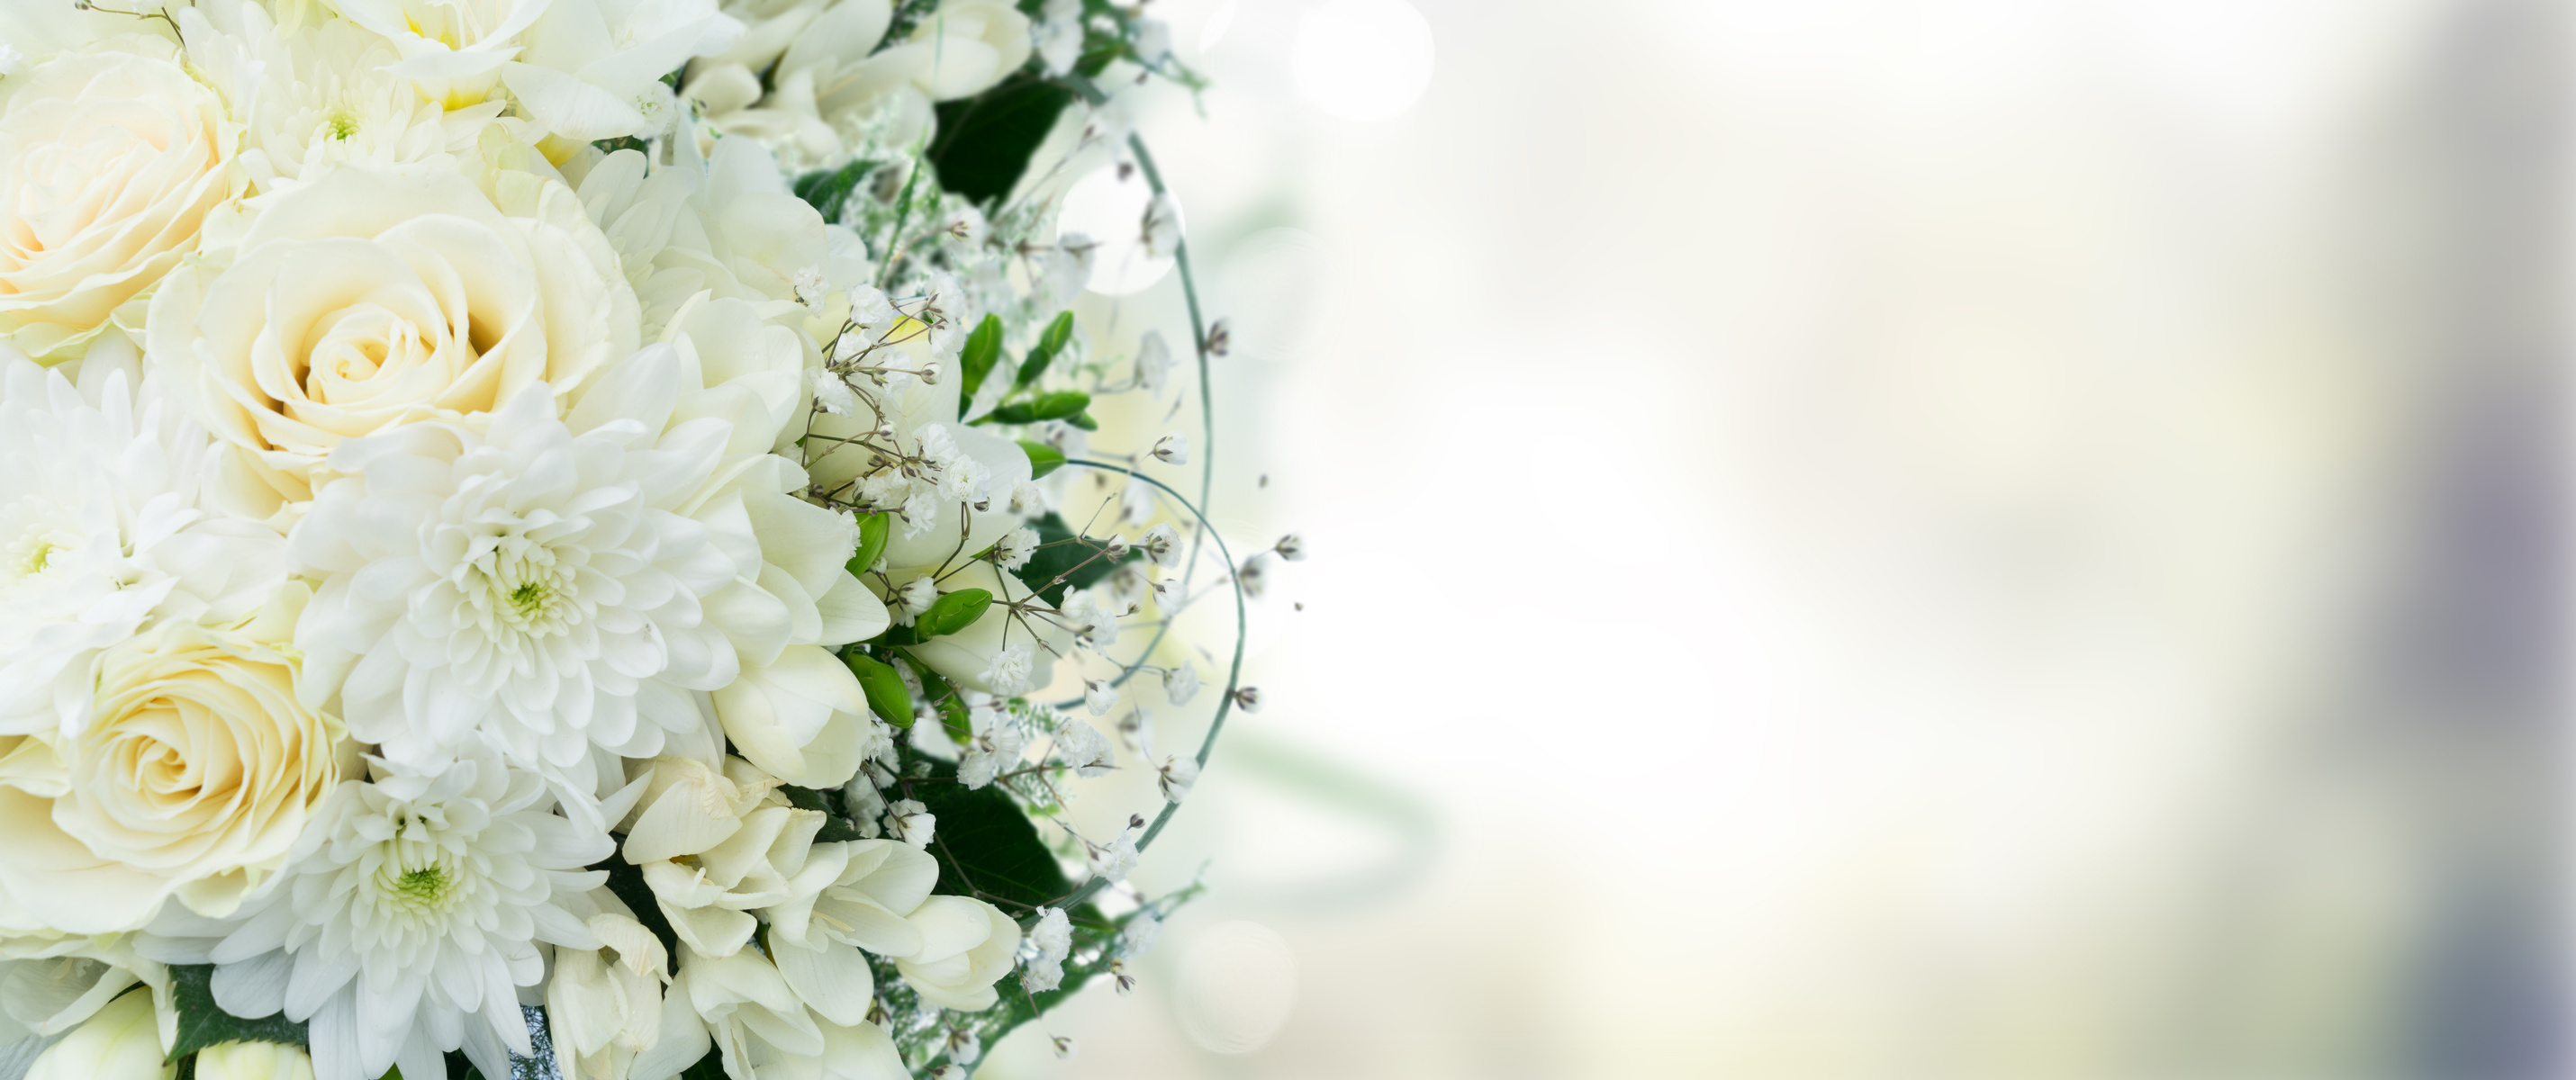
(845, 652, 915, 728)
(1066, 410, 1099, 431)
(592, 135, 650, 158)
(978, 392, 1090, 426)
(902, 658, 972, 744)
(919, 588, 993, 638)
(1010, 512, 1142, 606)
(846, 512, 890, 577)
(900, 753, 1075, 907)
(167, 965, 307, 1063)
(957, 313, 1005, 399)
(792, 158, 879, 225)
(1014, 310, 1076, 389)
(928, 74, 1078, 205)
(1017, 439, 1065, 480)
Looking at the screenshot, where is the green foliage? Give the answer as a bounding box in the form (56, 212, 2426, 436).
(167, 965, 306, 1063)
(902, 657, 972, 743)
(845, 652, 915, 727)
(1017, 439, 1065, 480)
(1065, 410, 1098, 431)
(928, 74, 1078, 206)
(1015, 310, 1076, 389)
(793, 158, 880, 225)
(975, 391, 1089, 425)
(900, 755, 1074, 908)
(918, 588, 993, 638)
(957, 313, 1006, 400)
(1012, 512, 1141, 606)
(846, 512, 890, 577)
(592, 135, 650, 158)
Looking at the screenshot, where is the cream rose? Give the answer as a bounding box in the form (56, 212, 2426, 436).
(0, 40, 240, 362)
(148, 165, 640, 509)
(0, 598, 348, 934)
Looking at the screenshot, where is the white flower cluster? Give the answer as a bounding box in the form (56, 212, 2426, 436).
(0, 0, 1223, 1077)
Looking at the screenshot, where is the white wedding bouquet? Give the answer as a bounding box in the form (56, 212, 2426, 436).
(0, 0, 1271, 1077)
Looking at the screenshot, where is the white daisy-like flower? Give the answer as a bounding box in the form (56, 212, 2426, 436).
(193, 749, 611, 1080)
(0, 357, 284, 735)
(290, 378, 742, 770)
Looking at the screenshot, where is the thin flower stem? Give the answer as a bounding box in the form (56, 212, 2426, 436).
(1041, 460, 1244, 914)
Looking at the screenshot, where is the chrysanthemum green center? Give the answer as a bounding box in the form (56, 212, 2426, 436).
(391, 864, 450, 906)
(324, 110, 359, 141)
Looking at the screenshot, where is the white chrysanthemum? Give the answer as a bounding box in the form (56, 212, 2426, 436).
(193, 751, 610, 1080)
(0, 358, 283, 735)
(181, 1, 503, 195)
(291, 376, 741, 770)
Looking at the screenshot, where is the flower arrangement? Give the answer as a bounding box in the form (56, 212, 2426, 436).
(0, 1, 1276, 1077)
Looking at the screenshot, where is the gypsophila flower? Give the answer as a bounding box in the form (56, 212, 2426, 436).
(1134, 18, 1174, 66)
(1205, 319, 1233, 357)
(991, 526, 1040, 572)
(1083, 679, 1120, 717)
(1164, 663, 1202, 706)
(1009, 479, 1050, 516)
(1088, 828, 1140, 885)
(1275, 533, 1308, 562)
(1158, 755, 1200, 804)
(1152, 433, 1189, 464)
(1119, 707, 1155, 754)
(1101, 534, 1134, 561)
(945, 1027, 983, 1066)
(1053, 1035, 1078, 1059)
(1062, 588, 1120, 651)
(899, 575, 941, 617)
(887, 799, 935, 849)
(1140, 523, 1181, 564)
(1110, 958, 1136, 996)
(1141, 192, 1182, 259)
(930, 1066, 968, 1080)
(1134, 329, 1178, 395)
(1234, 687, 1264, 713)
(980, 644, 1036, 696)
(1123, 910, 1163, 958)
(1022, 906, 1072, 994)
(1054, 719, 1115, 778)
(1239, 551, 1272, 598)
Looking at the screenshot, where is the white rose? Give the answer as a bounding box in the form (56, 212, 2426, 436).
(148, 165, 639, 509)
(0, 40, 240, 362)
(0, 595, 348, 934)
(892, 895, 1020, 1011)
(193, 1040, 316, 1080)
(24, 986, 166, 1080)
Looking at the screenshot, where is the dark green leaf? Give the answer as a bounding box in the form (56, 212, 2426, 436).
(845, 652, 915, 727)
(901, 755, 1075, 907)
(1014, 310, 1076, 388)
(978, 392, 1089, 426)
(958, 313, 1005, 399)
(792, 158, 879, 225)
(1010, 512, 1142, 606)
(1017, 439, 1065, 480)
(167, 964, 306, 1063)
(928, 75, 1078, 206)
(902, 658, 972, 744)
(1066, 410, 1098, 431)
(919, 588, 993, 638)
(682, 1048, 729, 1080)
(592, 136, 650, 158)
(846, 512, 890, 578)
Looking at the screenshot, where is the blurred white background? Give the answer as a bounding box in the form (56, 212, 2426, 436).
(998, 1, 2564, 1076)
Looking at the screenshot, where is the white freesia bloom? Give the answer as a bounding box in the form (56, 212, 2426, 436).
(547, 907, 669, 1080)
(570, 138, 872, 319)
(147, 165, 639, 512)
(892, 895, 1020, 1011)
(185, 750, 611, 1080)
(331, 0, 549, 107)
(0, 359, 285, 737)
(289, 376, 742, 771)
(638, 944, 907, 1080)
(0, 38, 240, 363)
(23, 986, 162, 1080)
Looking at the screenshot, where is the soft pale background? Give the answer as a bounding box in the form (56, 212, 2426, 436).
(995, 1, 2564, 1076)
